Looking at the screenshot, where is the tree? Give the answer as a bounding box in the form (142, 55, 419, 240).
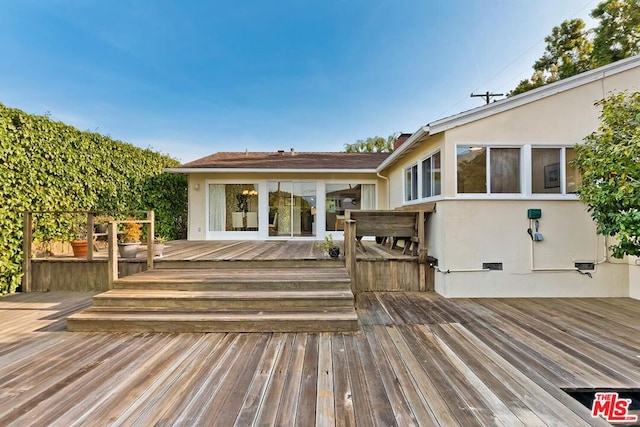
(344, 135, 395, 153)
(591, 0, 640, 67)
(534, 19, 593, 80)
(572, 91, 640, 258)
(510, 19, 592, 96)
(510, 71, 548, 96)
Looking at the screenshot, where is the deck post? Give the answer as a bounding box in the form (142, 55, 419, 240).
(345, 219, 357, 295)
(87, 211, 94, 261)
(146, 211, 154, 270)
(108, 221, 118, 287)
(22, 211, 32, 292)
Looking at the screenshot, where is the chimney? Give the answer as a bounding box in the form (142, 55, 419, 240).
(277, 149, 285, 156)
(290, 148, 295, 156)
(394, 133, 412, 150)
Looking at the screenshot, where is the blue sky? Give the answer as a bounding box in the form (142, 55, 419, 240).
(1, 0, 598, 163)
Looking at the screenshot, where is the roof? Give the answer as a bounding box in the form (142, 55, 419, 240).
(377, 53, 640, 172)
(170, 151, 390, 172)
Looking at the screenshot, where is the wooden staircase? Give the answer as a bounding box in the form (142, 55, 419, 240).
(67, 266, 358, 333)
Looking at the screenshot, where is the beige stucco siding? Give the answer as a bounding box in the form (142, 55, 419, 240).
(433, 200, 628, 297)
(187, 172, 387, 240)
(630, 258, 640, 300)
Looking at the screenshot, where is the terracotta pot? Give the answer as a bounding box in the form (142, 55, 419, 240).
(118, 242, 140, 258)
(70, 240, 89, 258)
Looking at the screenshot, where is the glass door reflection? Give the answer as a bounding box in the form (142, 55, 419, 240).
(268, 181, 316, 237)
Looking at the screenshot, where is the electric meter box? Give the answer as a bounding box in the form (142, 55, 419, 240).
(527, 208, 542, 219)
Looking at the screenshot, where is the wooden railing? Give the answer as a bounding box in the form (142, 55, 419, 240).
(343, 209, 428, 294)
(21, 210, 154, 292)
(107, 213, 155, 286)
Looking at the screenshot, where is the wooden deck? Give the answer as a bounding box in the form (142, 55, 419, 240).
(2, 292, 639, 426)
(35, 239, 416, 262)
(31, 240, 425, 293)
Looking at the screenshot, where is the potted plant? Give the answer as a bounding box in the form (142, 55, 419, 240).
(118, 219, 141, 258)
(316, 234, 340, 258)
(154, 236, 167, 258)
(70, 218, 89, 258)
(93, 214, 113, 234)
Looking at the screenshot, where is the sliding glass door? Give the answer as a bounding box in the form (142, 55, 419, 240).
(268, 181, 316, 237)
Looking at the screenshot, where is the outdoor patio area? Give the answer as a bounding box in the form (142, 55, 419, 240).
(1, 291, 638, 426)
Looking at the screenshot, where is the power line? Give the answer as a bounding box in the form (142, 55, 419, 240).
(437, 0, 598, 117)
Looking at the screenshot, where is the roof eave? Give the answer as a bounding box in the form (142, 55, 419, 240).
(376, 126, 430, 172)
(164, 168, 380, 174)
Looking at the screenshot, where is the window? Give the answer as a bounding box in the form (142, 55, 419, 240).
(565, 148, 580, 193)
(457, 146, 521, 194)
(405, 165, 418, 201)
(532, 147, 580, 194)
(208, 183, 259, 231)
(490, 148, 520, 193)
(325, 183, 375, 231)
(421, 152, 441, 198)
(457, 146, 486, 193)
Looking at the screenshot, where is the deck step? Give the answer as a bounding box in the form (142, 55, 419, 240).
(69, 265, 357, 333)
(113, 268, 351, 291)
(155, 259, 344, 269)
(92, 289, 354, 310)
(67, 308, 358, 333)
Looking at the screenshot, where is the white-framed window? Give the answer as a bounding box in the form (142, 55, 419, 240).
(405, 164, 418, 201)
(531, 146, 580, 194)
(457, 146, 521, 194)
(421, 151, 441, 198)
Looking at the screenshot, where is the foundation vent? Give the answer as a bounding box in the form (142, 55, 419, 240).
(482, 262, 503, 271)
(575, 262, 595, 271)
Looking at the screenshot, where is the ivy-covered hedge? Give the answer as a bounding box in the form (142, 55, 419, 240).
(0, 103, 187, 294)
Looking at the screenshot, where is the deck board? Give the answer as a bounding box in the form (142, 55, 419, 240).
(1, 292, 636, 425)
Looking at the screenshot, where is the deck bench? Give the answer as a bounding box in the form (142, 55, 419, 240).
(345, 210, 419, 255)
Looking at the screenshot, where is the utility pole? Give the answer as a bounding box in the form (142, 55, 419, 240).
(471, 91, 504, 104)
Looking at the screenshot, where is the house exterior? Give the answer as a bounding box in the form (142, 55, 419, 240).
(168, 54, 640, 299)
(166, 151, 390, 241)
(378, 54, 640, 298)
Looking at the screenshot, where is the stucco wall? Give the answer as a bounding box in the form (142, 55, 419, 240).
(431, 200, 628, 298)
(630, 257, 640, 300)
(187, 172, 387, 240)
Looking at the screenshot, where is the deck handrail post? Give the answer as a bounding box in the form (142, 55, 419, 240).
(147, 211, 154, 270)
(345, 219, 357, 295)
(22, 211, 32, 292)
(87, 211, 94, 261)
(108, 221, 118, 287)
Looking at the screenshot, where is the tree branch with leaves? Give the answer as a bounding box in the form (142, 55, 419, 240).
(572, 91, 640, 258)
(344, 135, 396, 153)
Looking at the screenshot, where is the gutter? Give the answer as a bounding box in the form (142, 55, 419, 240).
(164, 168, 380, 174)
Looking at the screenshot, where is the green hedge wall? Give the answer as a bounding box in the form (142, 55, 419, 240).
(0, 103, 187, 294)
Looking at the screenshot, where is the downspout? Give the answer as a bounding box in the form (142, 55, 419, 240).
(376, 171, 390, 209)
